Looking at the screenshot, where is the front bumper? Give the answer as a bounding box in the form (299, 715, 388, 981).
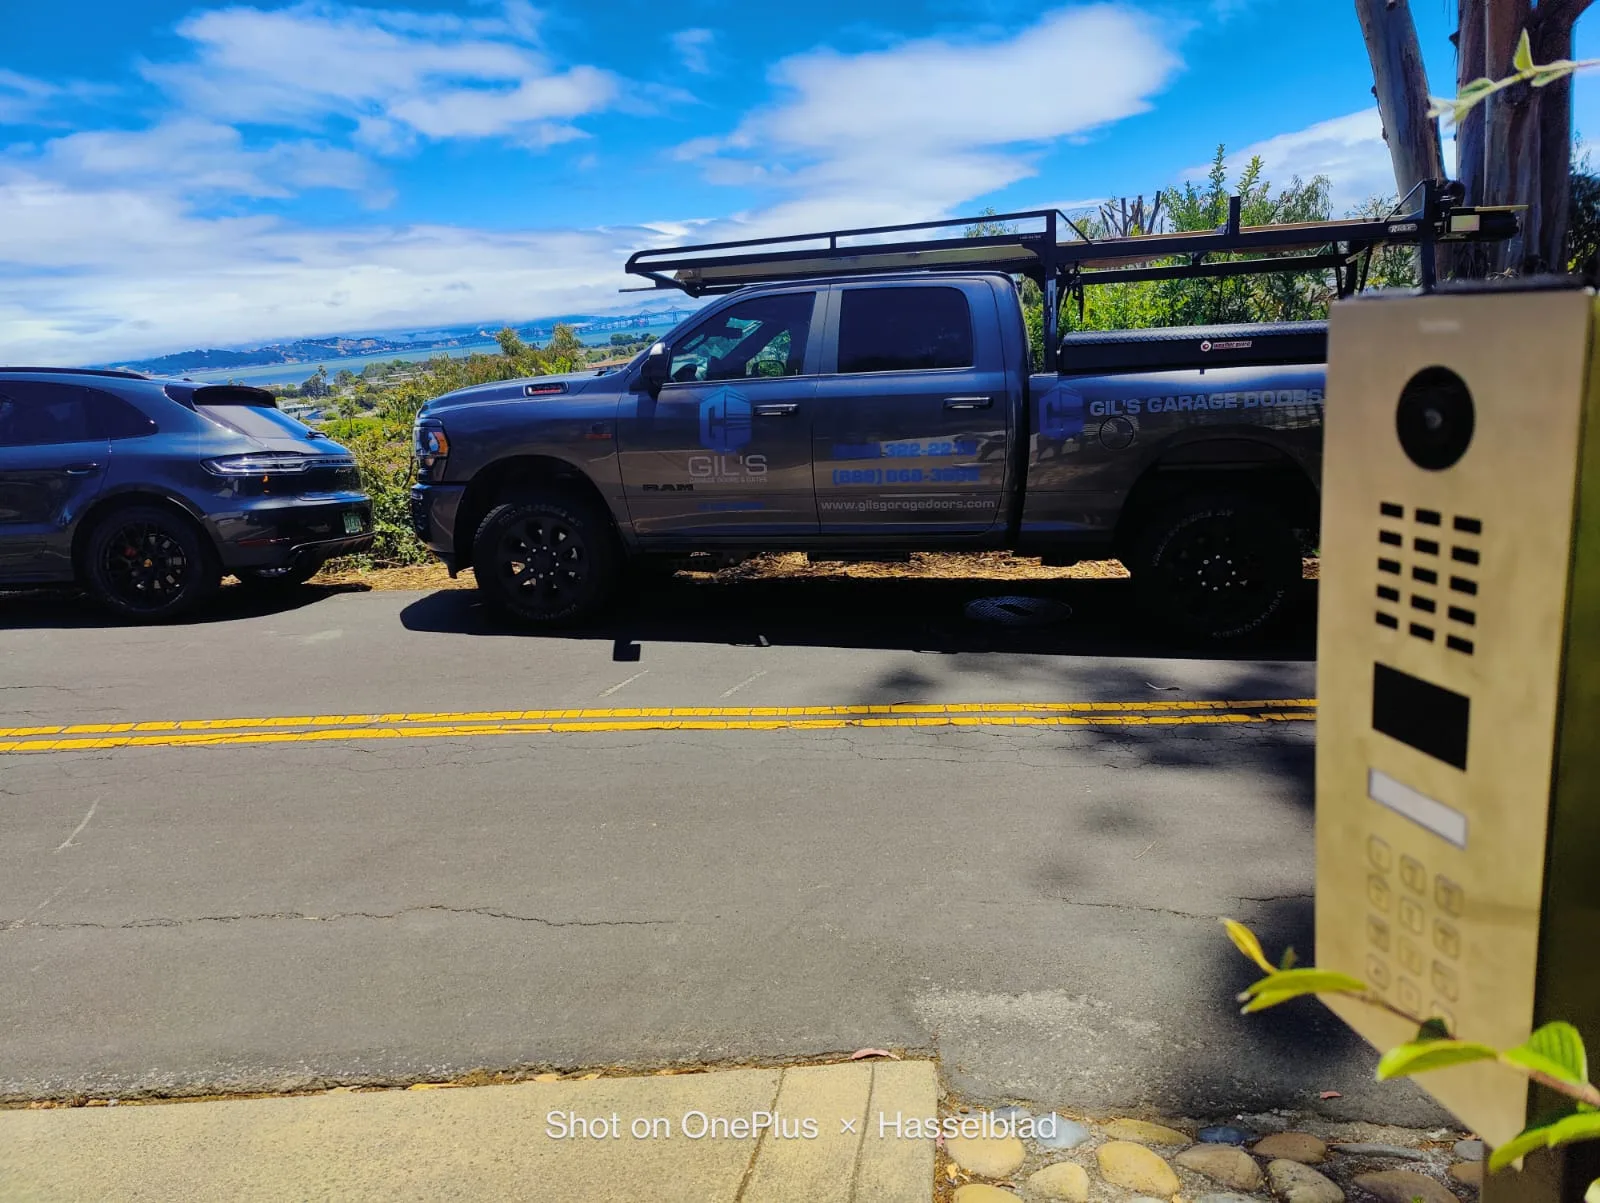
(409, 483, 465, 558)
(211, 495, 375, 570)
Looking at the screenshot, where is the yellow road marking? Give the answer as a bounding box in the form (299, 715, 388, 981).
(0, 698, 1317, 740)
(0, 706, 1316, 753)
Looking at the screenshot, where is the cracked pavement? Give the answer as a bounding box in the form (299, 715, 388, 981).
(0, 585, 1445, 1124)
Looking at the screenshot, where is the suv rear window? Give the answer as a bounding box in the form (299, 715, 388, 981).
(196, 403, 316, 440)
(837, 286, 974, 374)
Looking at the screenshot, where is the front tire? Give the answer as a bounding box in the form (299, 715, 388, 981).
(82, 504, 221, 622)
(472, 495, 619, 625)
(1126, 490, 1301, 642)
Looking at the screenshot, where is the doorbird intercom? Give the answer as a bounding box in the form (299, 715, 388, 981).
(1316, 281, 1600, 1200)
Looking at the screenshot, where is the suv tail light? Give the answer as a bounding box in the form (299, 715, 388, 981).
(202, 452, 321, 475)
(414, 418, 450, 480)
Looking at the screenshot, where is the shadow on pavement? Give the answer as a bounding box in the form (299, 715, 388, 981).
(0, 581, 371, 630)
(399, 573, 1319, 663)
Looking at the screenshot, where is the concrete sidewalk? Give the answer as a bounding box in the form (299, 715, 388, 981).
(0, 1061, 937, 1203)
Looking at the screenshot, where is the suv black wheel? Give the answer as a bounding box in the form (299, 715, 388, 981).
(82, 504, 221, 622)
(236, 559, 324, 591)
(1127, 490, 1301, 642)
(473, 495, 619, 625)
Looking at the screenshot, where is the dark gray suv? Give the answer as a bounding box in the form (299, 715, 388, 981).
(0, 368, 373, 621)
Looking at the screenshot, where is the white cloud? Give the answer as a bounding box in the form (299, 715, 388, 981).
(0, 169, 668, 363)
(671, 29, 716, 75)
(143, 1, 621, 146)
(32, 119, 383, 201)
(0, 68, 114, 125)
(679, 4, 1181, 235)
(1189, 109, 1400, 213)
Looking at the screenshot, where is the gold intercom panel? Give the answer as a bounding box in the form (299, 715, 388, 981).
(1317, 284, 1600, 1152)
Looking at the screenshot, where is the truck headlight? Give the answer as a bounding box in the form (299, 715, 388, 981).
(414, 419, 450, 479)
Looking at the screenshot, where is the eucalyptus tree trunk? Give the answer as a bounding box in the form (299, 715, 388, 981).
(1356, 0, 1446, 200)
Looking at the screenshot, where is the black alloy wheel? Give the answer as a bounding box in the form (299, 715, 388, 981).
(473, 495, 618, 625)
(1129, 492, 1300, 642)
(82, 504, 220, 622)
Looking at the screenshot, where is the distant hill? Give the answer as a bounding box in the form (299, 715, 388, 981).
(101, 306, 699, 376)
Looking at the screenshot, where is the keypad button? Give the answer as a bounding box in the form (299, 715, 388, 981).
(1398, 977, 1422, 1013)
(1432, 962, 1460, 1002)
(1368, 835, 1393, 873)
(1435, 875, 1465, 916)
(1400, 856, 1428, 894)
(1367, 916, 1391, 952)
(1433, 920, 1460, 960)
(1368, 875, 1392, 913)
(1398, 938, 1425, 976)
(1367, 955, 1392, 989)
(1400, 896, 1425, 934)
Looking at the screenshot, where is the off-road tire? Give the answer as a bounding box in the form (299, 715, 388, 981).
(1126, 490, 1301, 642)
(472, 494, 620, 625)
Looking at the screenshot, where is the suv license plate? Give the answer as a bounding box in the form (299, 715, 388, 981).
(343, 511, 363, 535)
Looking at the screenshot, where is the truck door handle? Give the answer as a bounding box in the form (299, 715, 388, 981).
(943, 396, 992, 410)
(754, 403, 800, 416)
(62, 463, 101, 475)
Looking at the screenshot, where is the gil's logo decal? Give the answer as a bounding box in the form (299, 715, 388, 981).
(700, 386, 753, 453)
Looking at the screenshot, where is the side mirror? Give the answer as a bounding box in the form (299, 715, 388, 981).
(639, 343, 670, 395)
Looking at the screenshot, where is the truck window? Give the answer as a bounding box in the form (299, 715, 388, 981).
(837, 286, 973, 374)
(668, 292, 814, 385)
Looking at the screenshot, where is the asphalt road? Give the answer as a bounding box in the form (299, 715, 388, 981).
(0, 573, 1444, 1124)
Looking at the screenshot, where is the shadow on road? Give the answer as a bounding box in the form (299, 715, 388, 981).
(0, 581, 371, 629)
(399, 574, 1319, 663)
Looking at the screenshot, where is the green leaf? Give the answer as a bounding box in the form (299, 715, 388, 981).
(1238, 968, 1368, 1003)
(1240, 990, 1303, 1014)
(1504, 1022, 1589, 1086)
(1514, 29, 1535, 75)
(1279, 946, 1299, 971)
(1546, 1111, 1600, 1150)
(1377, 1039, 1499, 1081)
(1490, 1122, 1559, 1172)
(1221, 919, 1274, 974)
(1584, 1176, 1599, 1203)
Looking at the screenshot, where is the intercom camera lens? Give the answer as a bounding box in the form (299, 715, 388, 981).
(1396, 366, 1474, 471)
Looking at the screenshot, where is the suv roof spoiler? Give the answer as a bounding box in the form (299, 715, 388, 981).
(624, 179, 1518, 372)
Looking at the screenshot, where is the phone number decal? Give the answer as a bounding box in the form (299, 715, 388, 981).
(831, 466, 981, 486)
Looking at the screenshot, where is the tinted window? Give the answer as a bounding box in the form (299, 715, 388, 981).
(0, 381, 155, 446)
(837, 287, 973, 374)
(669, 292, 814, 384)
(197, 403, 316, 440)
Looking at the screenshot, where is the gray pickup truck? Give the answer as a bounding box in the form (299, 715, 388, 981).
(408, 187, 1511, 640)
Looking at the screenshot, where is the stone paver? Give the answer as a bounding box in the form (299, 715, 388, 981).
(742, 1062, 872, 1203)
(952, 1186, 1019, 1202)
(1175, 1143, 1264, 1190)
(1266, 1157, 1344, 1203)
(1330, 1142, 1424, 1160)
(1453, 1138, 1485, 1162)
(1097, 1140, 1180, 1195)
(1252, 1131, 1327, 1163)
(1199, 1125, 1256, 1145)
(945, 1134, 1026, 1178)
(1102, 1117, 1190, 1145)
(1354, 1169, 1456, 1203)
(1449, 1160, 1483, 1188)
(1025, 1160, 1089, 1201)
(851, 1062, 940, 1203)
(1032, 1115, 1090, 1150)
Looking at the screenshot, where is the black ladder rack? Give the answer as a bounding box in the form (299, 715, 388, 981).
(624, 179, 1518, 373)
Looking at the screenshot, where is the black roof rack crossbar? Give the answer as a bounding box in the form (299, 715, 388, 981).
(624, 179, 1517, 373)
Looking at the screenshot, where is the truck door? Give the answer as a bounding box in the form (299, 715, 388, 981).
(812, 282, 1008, 534)
(618, 289, 822, 537)
(0, 381, 113, 579)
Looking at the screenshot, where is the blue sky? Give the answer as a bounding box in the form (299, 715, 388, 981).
(3, 0, 1598, 362)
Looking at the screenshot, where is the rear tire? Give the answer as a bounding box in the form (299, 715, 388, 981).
(473, 494, 619, 625)
(1126, 490, 1301, 642)
(81, 504, 221, 622)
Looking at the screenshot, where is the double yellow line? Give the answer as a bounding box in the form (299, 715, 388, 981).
(0, 698, 1316, 754)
